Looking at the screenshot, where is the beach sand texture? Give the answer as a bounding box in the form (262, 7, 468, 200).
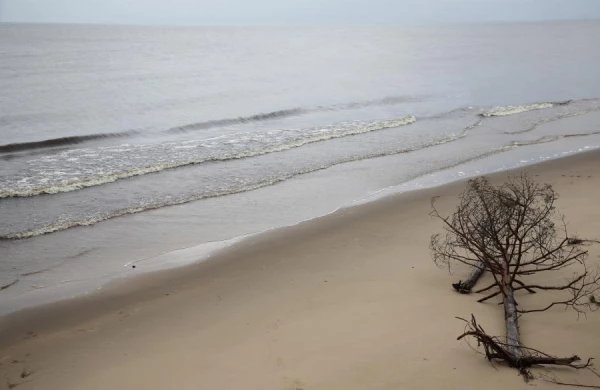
(1, 150, 599, 390)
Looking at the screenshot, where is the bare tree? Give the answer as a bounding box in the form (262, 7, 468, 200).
(430, 174, 600, 379)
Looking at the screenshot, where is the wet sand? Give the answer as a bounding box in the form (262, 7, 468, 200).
(1, 150, 600, 389)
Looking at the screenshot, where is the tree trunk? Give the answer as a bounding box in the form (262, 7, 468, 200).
(502, 282, 522, 358)
(452, 261, 484, 293)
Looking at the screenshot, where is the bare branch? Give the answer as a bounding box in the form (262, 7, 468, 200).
(431, 174, 598, 382)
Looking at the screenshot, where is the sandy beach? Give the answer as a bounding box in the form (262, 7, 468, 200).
(1, 149, 600, 390)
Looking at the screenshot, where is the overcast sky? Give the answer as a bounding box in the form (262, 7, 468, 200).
(1, 0, 600, 25)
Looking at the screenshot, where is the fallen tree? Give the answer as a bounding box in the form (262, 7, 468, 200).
(430, 174, 600, 380)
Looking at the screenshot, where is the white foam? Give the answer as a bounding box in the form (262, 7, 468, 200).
(481, 101, 569, 117)
(0, 116, 416, 199)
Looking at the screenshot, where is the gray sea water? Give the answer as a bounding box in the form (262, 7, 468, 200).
(2, 21, 600, 313)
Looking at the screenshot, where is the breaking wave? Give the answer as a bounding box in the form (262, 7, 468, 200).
(0, 95, 421, 153)
(481, 100, 571, 117)
(0, 116, 416, 199)
(0, 117, 481, 240)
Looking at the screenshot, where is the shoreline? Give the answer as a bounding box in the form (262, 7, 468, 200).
(1, 148, 600, 389)
(2, 148, 600, 341)
(1, 142, 598, 319)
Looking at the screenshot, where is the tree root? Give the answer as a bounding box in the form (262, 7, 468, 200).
(457, 315, 593, 381)
(452, 281, 471, 294)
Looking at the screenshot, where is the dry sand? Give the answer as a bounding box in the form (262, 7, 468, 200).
(1, 150, 600, 390)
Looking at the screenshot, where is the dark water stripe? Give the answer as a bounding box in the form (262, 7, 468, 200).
(0, 131, 141, 153)
(0, 108, 306, 153)
(167, 108, 308, 133)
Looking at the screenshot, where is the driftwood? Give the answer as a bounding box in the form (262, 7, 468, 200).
(431, 174, 600, 382)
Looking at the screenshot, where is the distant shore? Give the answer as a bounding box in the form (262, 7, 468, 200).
(1, 149, 600, 389)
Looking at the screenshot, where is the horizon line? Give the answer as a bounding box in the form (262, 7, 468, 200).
(1, 17, 600, 28)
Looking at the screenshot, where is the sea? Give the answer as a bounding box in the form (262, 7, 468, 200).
(1, 21, 600, 314)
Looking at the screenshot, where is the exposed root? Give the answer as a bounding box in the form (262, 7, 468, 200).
(452, 280, 472, 294)
(540, 368, 600, 388)
(457, 315, 593, 381)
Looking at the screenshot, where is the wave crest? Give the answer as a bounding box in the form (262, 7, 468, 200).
(481, 100, 571, 117)
(1, 95, 421, 153)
